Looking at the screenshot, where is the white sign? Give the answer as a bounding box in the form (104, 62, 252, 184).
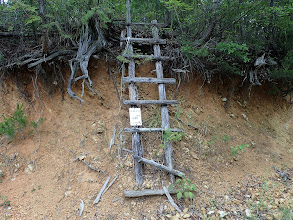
(129, 108, 142, 126)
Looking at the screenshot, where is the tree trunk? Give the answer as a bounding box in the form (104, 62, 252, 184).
(39, 0, 49, 55)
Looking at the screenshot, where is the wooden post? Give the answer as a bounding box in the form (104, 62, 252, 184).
(126, 0, 143, 184)
(152, 20, 174, 183)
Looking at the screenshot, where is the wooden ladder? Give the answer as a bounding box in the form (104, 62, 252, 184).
(121, 0, 183, 185)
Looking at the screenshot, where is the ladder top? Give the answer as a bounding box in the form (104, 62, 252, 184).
(120, 37, 166, 45)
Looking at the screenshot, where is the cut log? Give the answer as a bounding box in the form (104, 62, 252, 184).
(123, 128, 182, 133)
(122, 54, 172, 61)
(134, 156, 185, 177)
(122, 77, 176, 84)
(124, 189, 176, 198)
(120, 37, 166, 45)
(123, 100, 178, 105)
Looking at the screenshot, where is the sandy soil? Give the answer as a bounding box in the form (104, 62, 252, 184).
(0, 60, 292, 220)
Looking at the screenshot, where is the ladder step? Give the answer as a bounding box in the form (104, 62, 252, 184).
(124, 128, 182, 133)
(122, 77, 176, 84)
(122, 54, 172, 61)
(123, 100, 178, 105)
(120, 37, 166, 45)
(125, 22, 165, 27)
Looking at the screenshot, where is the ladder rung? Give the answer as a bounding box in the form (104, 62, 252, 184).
(120, 37, 166, 45)
(125, 22, 165, 27)
(123, 100, 178, 105)
(122, 77, 176, 84)
(122, 54, 172, 61)
(124, 128, 182, 133)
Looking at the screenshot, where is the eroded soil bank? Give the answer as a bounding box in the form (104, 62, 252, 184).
(0, 60, 292, 219)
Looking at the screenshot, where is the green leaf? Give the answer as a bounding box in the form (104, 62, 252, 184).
(177, 192, 182, 200)
(184, 191, 189, 198)
(189, 192, 194, 199)
(168, 184, 174, 191)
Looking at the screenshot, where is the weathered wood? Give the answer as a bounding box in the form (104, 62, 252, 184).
(134, 156, 185, 177)
(102, 175, 119, 195)
(123, 100, 178, 105)
(125, 22, 165, 27)
(109, 123, 117, 153)
(124, 128, 182, 133)
(122, 54, 172, 61)
(124, 189, 176, 198)
(126, 0, 143, 185)
(152, 20, 175, 183)
(163, 186, 182, 213)
(120, 37, 166, 45)
(93, 176, 111, 204)
(122, 77, 176, 84)
(27, 50, 75, 68)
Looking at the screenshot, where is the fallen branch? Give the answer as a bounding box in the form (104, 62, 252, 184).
(178, 118, 199, 130)
(134, 156, 185, 177)
(109, 123, 117, 153)
(102, 175, 119, 195)
(163, 186, 181, 213)
(79, 199, 85, 216)
(93, 176, 111, 204)
(124, 189, 176, 198)
(69, 149, 103, 173)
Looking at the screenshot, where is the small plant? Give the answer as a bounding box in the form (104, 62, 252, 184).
(168, 176, 196, 200)
(0, 195, 10, 208)
(222, 135, 230, 142)
(0, 103, 27, 138)
(31, 187, 36, 192)
(231, 144, 250, 156)
(159, 128, 183, 149)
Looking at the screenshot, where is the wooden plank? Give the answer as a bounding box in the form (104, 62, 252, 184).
(122, 54, 172, 61)
(152, 20, 175, 183)
(120, 37, 166, 45)
(123, 100, 178, 105)
(122, 77, 176, 84)
(125, 22, 165, 27)
(134, 156, 185, 177)
(124, 189, 176, 198)
(123, 128, 182, 133)
(126, 0, 143, 185)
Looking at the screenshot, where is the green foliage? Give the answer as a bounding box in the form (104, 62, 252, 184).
(30, 118, 45, 129)
(168, 175, 196, 200)
(231, 144, 250, 156)
(216, 42, 250, 63)
(0, 103, 27, 139)
(271, 51, 293, 79)
(0, 195, 10, 208)
(159, 128, 183, 149)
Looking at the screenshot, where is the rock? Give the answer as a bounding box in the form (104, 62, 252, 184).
(229, 113, 235, 118)
(218, 210, 228, 218)
(183, 208, 188, 214)
(24, 168, 32, 174)
(208, 210, 215, 215)
(144, 182, 151, 189)
(222, 98, 227, 102)
(245, 209, 252, 218)
(64, 191, 72, 197)
(28, 164, 35, 172)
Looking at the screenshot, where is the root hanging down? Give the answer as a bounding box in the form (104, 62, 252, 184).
(67, 23, 106, 102)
